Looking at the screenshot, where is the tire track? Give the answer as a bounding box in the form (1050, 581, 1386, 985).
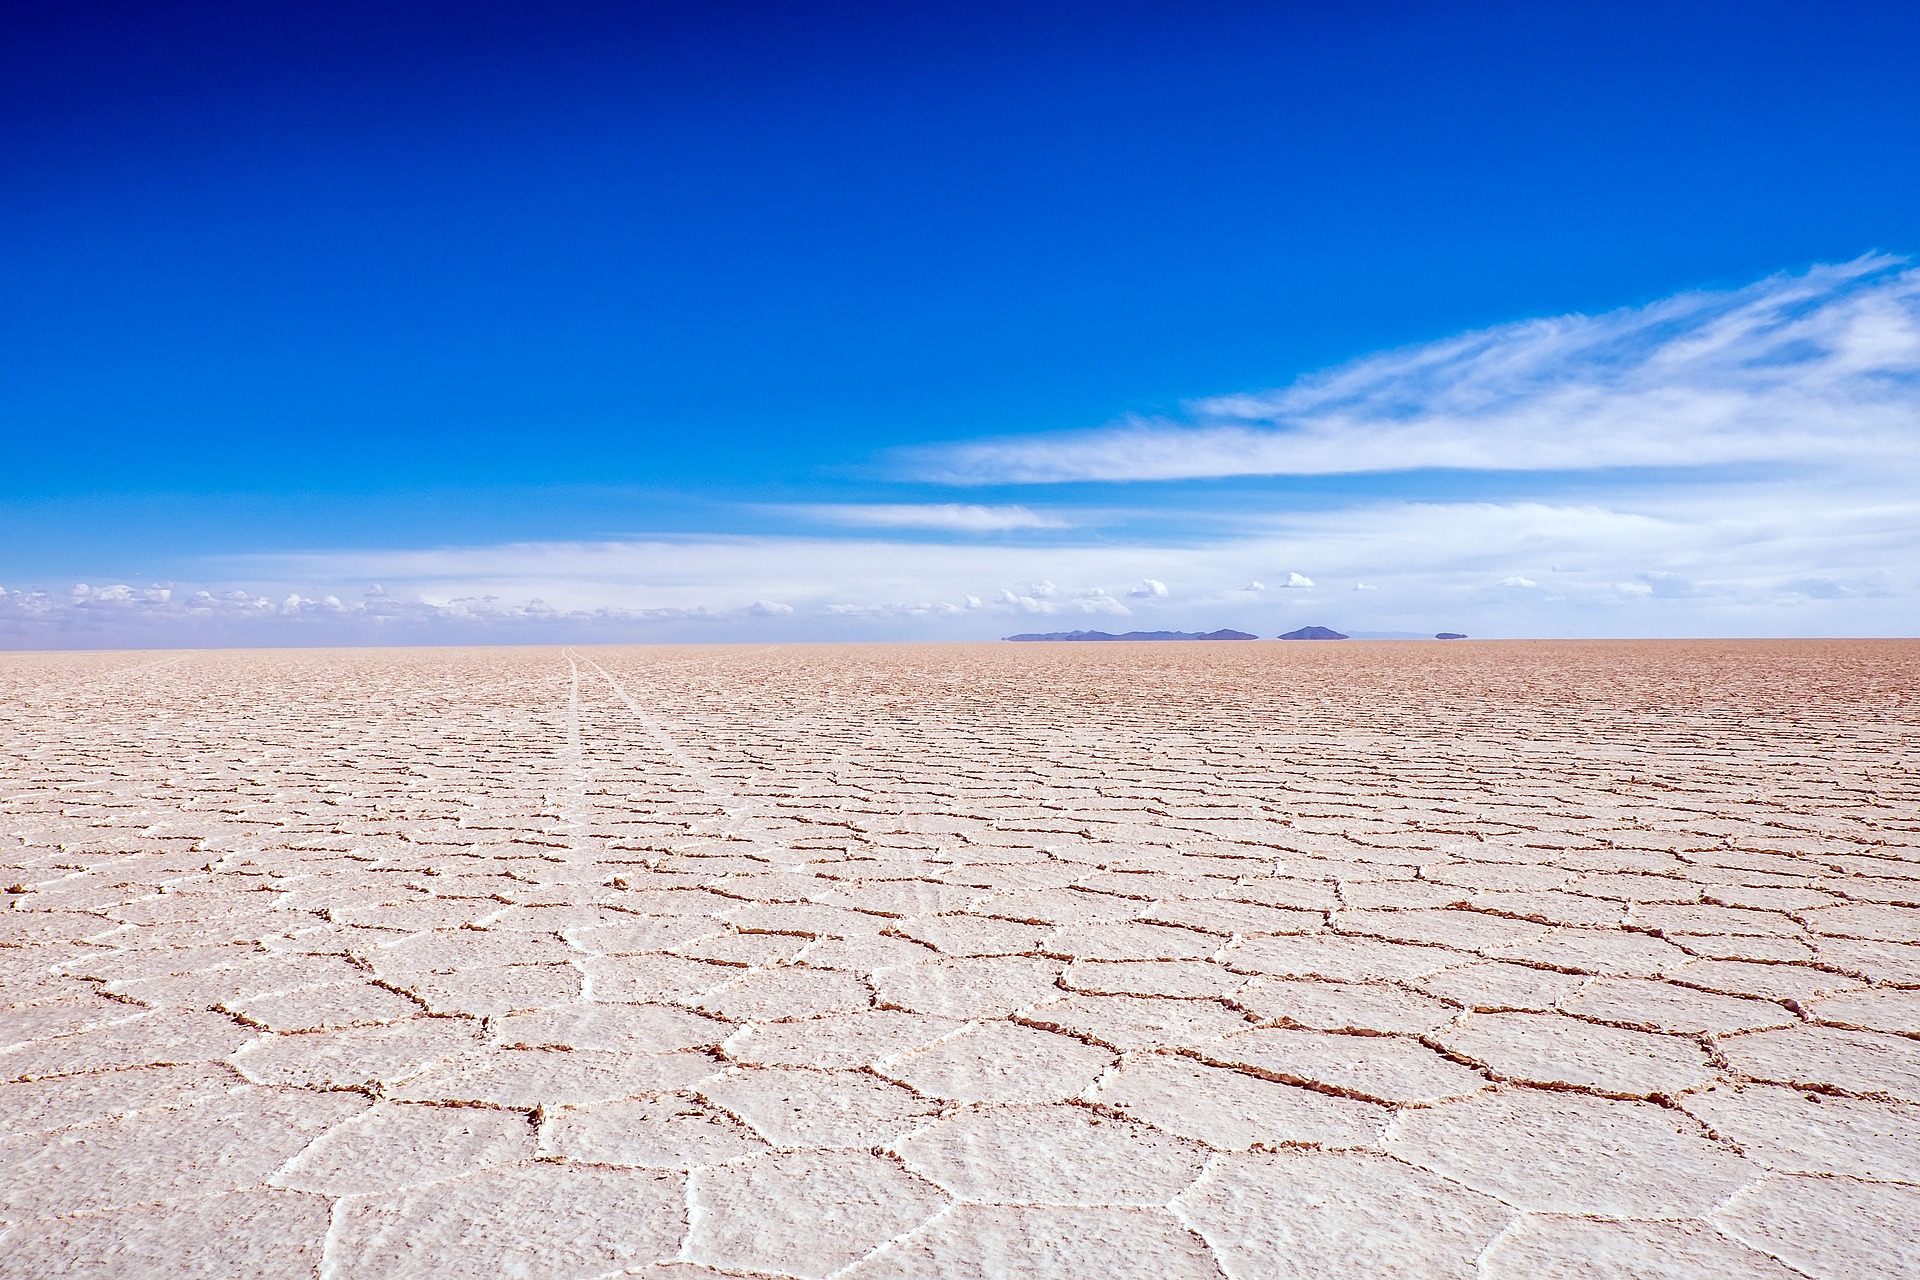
(576, 649, 798, 867)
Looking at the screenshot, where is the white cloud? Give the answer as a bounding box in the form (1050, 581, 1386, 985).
(7, 475, 1917, 646)
(9, 263, 1920, 648)
(786, 503, 1070, 531)
(1073, 592, 1132, 616)
(825, 601, 964, 617)
(910, 258, 1920, 483)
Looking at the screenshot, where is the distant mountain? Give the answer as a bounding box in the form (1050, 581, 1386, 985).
(1435, 632, 1468, 640)
(1277, 625, 1348, 640)
(1005, 628, 1258, 642)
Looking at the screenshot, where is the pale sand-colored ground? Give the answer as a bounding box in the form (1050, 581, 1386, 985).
(3, 640, 1918, 1278)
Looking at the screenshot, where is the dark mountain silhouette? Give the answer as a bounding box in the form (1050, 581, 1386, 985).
(1436, 632, 1468, 640)
(1004, 628, 1258, 642)
(1277, 625, 1348, 640)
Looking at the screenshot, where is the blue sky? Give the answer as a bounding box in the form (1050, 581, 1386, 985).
(3, 0, 1918, 645)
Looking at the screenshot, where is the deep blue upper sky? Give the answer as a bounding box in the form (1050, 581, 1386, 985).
(3, 0, 1919, 622)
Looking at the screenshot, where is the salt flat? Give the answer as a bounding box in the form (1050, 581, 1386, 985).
(2, 640, 1917, 1278)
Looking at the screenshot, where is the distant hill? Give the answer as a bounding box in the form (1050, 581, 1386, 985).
(1277, 625, 1348, 640)
(1436, 632, 1468, 640)
(1005, 628, 1258, 642)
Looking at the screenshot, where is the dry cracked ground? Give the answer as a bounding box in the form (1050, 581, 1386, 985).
(3, 640, 1919, 1279)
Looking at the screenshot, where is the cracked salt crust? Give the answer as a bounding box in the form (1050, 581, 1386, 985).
(2, 638, 1918, 1277)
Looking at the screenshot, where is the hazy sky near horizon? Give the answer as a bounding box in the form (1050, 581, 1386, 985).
(4, 0, 1919, 646)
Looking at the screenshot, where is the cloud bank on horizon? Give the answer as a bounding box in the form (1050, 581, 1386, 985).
(5, 260, 1917, 647)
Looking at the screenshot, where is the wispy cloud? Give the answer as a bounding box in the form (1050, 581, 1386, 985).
(909, 257, 1920, 483)
(7, 261, 1917, 646)
(782, 503, 1071, 531)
